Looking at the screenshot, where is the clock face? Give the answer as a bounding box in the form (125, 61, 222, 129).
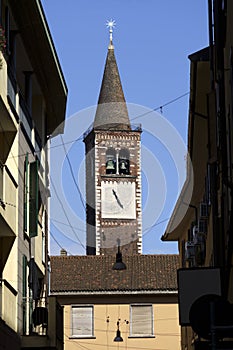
(101, 181, 136, 219)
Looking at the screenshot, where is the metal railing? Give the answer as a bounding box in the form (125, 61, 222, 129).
(7, 67, 17, 110)
(21, 296, 63, 349)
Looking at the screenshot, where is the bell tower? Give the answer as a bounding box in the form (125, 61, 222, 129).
(84, 21, 142, 255)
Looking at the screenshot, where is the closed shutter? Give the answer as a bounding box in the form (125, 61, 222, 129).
(29, 160, 38, 237)
(72, 306, 93, 337)
(131, 305, 153, 336)
(22, 255, 27, 334)
(0, 161, 3, 202)
(24, 154, 28, 232)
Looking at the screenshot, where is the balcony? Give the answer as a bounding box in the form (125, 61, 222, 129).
(21, 296, 64, 350)
(0, 69, 17, 164)
(0, 279, 17, 331)
(0, 164, 17, 270)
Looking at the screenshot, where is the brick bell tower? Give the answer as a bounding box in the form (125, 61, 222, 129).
(84, 21, 142, 256)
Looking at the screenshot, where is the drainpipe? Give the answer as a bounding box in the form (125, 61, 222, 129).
(214, 0, 228, 294)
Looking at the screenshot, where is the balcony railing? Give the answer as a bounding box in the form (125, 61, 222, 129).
(0, 163, 17, 233)
(21, 296, 63, 350)
(0, 279, 17, 331)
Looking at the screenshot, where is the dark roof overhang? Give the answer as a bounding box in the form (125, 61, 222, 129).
(9, 0, 68, 136)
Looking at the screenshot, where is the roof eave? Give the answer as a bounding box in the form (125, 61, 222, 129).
(50, 290, 178, 296)
(162, 47, 210, 242)
(9, 0, 68, 136)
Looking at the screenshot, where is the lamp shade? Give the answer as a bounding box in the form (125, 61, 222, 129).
(112, 248, 126, 270)
(114, 329, 123, 342)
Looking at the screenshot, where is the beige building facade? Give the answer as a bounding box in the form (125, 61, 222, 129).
(63, 298, 179, 350)
(50, 255, 181, 350)
(162, 1, 233, 349)
(0, 0, 67, 348)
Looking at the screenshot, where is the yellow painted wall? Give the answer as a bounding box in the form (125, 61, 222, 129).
(63, 302, 181, 350)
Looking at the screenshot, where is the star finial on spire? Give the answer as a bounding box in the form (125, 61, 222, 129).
(106, 19, 116, 48)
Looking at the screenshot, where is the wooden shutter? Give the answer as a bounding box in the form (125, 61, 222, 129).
(29, 160, 38, 237)
(72, 306, 93, 337)
(24, 154, 28, 232)
(130, 305, 153, 336)
(0, 161, 3, 202)
(22, 255, 27, 334)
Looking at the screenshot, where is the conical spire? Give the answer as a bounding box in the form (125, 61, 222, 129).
(94, 21, 131, 130)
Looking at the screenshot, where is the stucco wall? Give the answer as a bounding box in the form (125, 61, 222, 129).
(63, 301, 180, 350)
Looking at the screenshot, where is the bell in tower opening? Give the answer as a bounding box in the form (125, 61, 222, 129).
(119, 149, 130, 175)
(106, 148, 116, 174)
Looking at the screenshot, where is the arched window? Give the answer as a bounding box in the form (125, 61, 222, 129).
(119, 149, 130, 175)
(106, 148, 116, 174)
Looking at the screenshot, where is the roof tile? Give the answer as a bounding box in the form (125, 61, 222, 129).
(50, 254, 179, 293)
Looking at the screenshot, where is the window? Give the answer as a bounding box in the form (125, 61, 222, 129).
(71, 305, 94, 338)
(105, 147, 130, 175)
(130, 304, 154, 337)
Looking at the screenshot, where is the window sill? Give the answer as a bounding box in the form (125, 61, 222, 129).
(128, 335, 155, 339)
(69, 336, 96, 340)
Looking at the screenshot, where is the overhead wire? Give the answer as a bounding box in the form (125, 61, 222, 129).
(5, 91, 189, 160)
(1, 91, 189, 253)
(50, 230, 72, 254)
(59, 134, 86, 209)
(49, 215, 173, 255)
(0, 115, 86, 252)
(131, 91, 189, 122)
(142, 217, 170, 237)
(50, 176, 86, 251)
(51, 217, 86, 232)
(49, 91, 189, 250)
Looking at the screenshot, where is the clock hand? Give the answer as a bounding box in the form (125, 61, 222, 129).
(112, 189, 124, 209)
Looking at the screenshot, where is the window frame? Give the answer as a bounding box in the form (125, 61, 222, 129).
(70, 304, 95, 339)
(129, 303, 155, 338)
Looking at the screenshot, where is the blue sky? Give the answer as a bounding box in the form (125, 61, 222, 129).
(41, 1, 209, 255)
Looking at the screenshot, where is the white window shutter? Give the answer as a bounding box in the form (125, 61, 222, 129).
(131, 305, 153, 336)
(72, 306, 93, 337)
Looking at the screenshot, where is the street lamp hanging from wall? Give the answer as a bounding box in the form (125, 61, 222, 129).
(112, 242, 126, 270)
(114, 320, 123, 342)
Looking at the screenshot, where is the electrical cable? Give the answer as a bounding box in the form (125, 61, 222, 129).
(5, 91, 189, 160)
(131, 91, 189, 122)
(50, 176, 86, 251)
(59, 134, 86, 209)
(1, 91, 189, 253)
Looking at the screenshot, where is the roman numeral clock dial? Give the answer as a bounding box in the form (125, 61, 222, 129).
(101, 181, 136, 219)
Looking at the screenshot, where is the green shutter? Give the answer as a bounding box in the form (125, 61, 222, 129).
(29, 160, 39, 237)
(22, 255, 27, 334)
(24, 153, 28, 232)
